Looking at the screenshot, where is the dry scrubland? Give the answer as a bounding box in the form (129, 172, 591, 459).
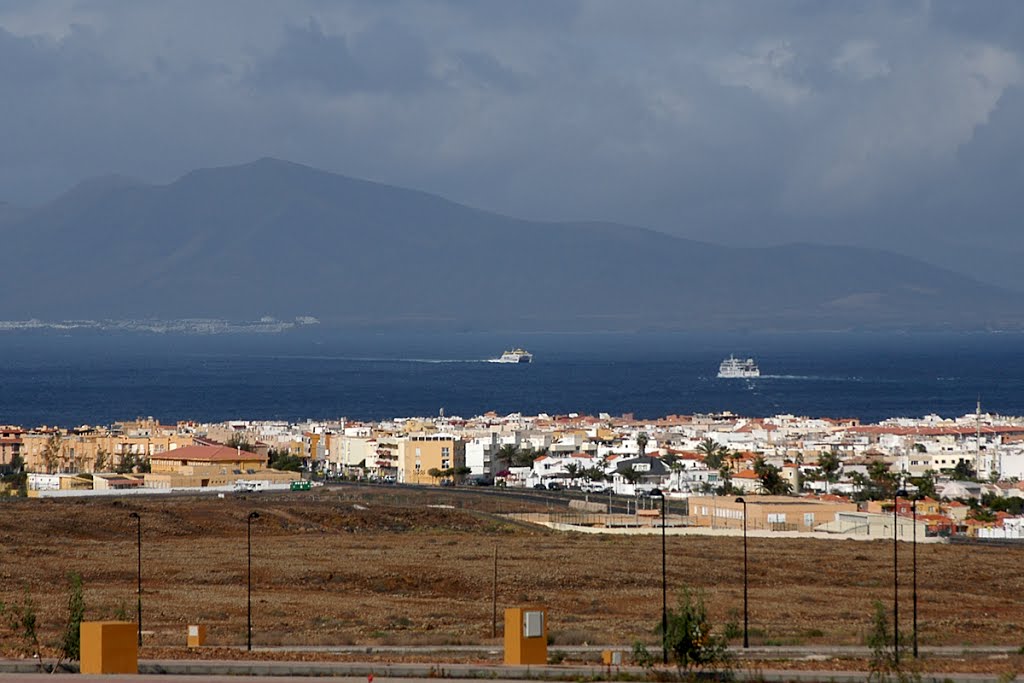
(0, 485, 1022, 660)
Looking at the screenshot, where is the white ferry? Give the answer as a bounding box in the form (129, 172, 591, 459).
(491, 348, 533, 364)
(717, 355, 760, 378)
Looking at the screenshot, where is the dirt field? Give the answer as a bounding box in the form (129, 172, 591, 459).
(1, 485, 1022, 660)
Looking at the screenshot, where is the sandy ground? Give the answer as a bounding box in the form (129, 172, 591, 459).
(0, 485, 1022, 665)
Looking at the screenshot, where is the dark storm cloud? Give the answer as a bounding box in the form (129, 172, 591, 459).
(0, 0, 1022, 291)
(249, 18, 434, 94)
(0, 23, 131, 88)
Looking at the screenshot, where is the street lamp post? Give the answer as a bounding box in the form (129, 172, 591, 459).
(892, 489, 901, 663)
(911, 498, 918, 658)
(247, 511, 260, 652)
(650, 489, 667, 665)
(893, 485, 907, 665)
(735, 497, 748, 648)
(128, 512, 142, 646)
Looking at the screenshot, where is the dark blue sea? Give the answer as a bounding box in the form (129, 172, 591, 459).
(0, 331, 1021, 427)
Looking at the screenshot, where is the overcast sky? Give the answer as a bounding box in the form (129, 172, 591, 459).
(2, 0, 1023, 263)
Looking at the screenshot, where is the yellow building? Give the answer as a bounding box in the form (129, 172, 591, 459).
(0, 425, 24, 468)
(145, 445, 299, 488)
(397, 434, 465, 485)
(688, 495, 858, 532)
(20, 424, 194, 474)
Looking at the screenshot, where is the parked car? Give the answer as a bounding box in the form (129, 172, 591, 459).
(547, 481, 563, 491)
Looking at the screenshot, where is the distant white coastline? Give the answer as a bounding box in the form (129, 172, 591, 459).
(0, 316, 320, 334)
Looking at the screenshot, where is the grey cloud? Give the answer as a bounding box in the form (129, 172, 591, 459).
(249, 19, 365, 93)
(448, 50, 523, 91)
(250, 17, 434, 94)
(0, 0, 1023, 291)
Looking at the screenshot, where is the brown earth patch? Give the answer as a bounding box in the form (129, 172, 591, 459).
(0, 486, 1022, 665)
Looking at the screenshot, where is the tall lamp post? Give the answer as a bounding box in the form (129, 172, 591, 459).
(247, 511, 260, 651)
(911, 497, 918, 659)
(650, 489, 667, 665)
(893, 485, 907, 665)
(128, 512, 142, 646)
(735, 497, 749, 649)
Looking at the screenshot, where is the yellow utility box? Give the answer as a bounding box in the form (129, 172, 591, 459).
(187, 624, 207, 647)
(503, 607, 547, 665)
(602, 650, 623, 666)
(80, 621, 138, 674)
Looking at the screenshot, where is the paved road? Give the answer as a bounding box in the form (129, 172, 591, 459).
(237, 643, 1021, 658)
(0, 658, 1013, 683)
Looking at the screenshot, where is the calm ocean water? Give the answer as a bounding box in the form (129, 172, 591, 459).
(0, 331, 1021, 427)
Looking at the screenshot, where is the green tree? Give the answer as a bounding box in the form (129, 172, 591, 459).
(817, 451, 842, 493)
(226, 432, 256, 453)
(269, 449, 303, 472)
(753, 456, 792, 496)
(909, 470, 937, 499)
(663, 588, 731, 675)
(0, 590, 41, 659)
(982, 491, 1024, 516)
(952, 459, 977, 481)
(427, 467, 443, 484)
(494, 444, 520, 472)
(511, 447, 539, 468)
(636, 432, 649, 458)
(60, 572, 85, 661)
(850, 471, 873, 502)
(867, 461, 898, 499)
(115, 453, 137, 474)
(696, 438, 729, 470)
(867, 600, 918, 683)
(563, 462, 581, 487)
(1, 453, 27, 497)
(42, 433, 62, 473)
(717, 464, 734, 496)
(93, 447, 109, 472)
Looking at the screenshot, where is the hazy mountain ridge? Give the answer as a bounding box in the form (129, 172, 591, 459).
(0, 158, 1019, 332)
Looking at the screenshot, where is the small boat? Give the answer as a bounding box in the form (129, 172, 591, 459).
(717, 355, 759, 378)
(491, 348, 533, 364)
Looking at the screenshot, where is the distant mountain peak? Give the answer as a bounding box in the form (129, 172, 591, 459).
(1, 158, 1019, 331)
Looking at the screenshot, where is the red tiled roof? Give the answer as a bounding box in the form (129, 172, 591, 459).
(150, 445, 265, 462)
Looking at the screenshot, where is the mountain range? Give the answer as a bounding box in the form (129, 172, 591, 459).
(0, 158, 1019, 332)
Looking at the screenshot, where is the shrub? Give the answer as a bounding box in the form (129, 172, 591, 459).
(60, 572, 86, 661)
(663, 588, 731, 676)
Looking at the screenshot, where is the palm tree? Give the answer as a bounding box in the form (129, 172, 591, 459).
(494, 444, 520, 472)
(753, 455, 791, 495)
(512, 448, 539, 468)
(817, 451, 842, 494)
(637, 432, 649, 458)
(564, 462, 581, 487)
(696, 438, 729, 470)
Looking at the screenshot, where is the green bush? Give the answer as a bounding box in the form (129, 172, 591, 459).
(663, 588, 731, 675)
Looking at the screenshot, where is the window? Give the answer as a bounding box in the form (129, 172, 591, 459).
(803, 513, 815, 527)
(767, 513, 786, 524)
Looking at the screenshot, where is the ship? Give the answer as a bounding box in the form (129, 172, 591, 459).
(717, 355, 760, 378)
(491, 348, 533, 364)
